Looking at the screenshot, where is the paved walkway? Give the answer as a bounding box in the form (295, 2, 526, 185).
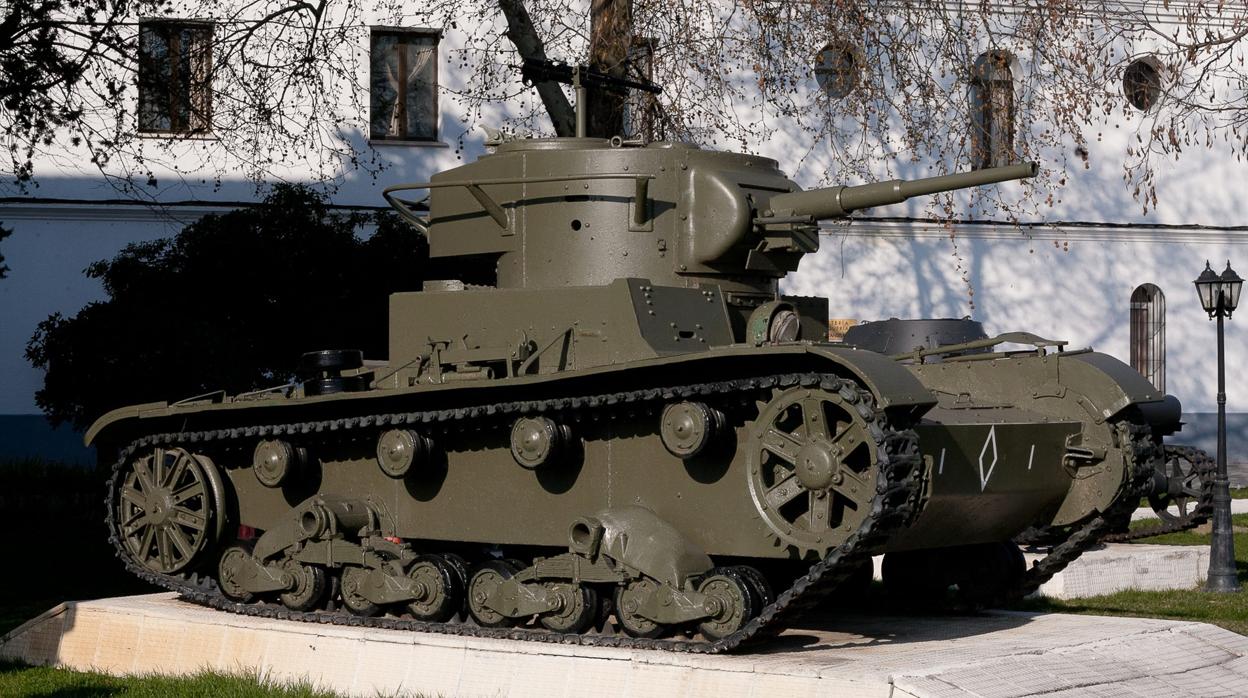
(3, 593, 1247, 697)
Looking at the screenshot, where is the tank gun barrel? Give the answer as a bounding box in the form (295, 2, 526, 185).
(764, 162, 1039, 220)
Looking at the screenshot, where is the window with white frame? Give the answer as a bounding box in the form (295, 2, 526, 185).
(138, 21, 213, 134)
(370, 30, 439, 142)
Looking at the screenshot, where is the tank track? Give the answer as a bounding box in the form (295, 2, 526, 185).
(105, 372, 927, 653)
(1102, 445, 1216, 544)
(1006, 422, 1159, 600)
(102, 374, 1157, 651)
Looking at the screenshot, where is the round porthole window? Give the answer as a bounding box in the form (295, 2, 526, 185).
(814, 42, 859, 99)
(1123, 57, 1162, 112)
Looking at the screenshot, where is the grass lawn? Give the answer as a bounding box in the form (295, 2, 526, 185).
(0, 662, 351, 697)
(1007, 513, 1248, 635)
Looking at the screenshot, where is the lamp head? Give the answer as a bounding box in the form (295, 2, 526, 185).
(1195, 261, 1221, 318)
(1220, 261, 1242, 318)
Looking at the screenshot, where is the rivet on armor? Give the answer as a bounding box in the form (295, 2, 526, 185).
(660, 401, 724, 459)
(376, 429, 430, 478)
(253, 439, 300, 488)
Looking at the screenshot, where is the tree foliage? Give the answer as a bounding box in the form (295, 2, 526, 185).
(441, 0, 1248, 216)
(25, 185, 428, 430)
(4, 1, 1244, 211)
(1, 0, 383, 197)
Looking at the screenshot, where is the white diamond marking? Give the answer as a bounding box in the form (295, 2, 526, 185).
(978, 426, 998, 491)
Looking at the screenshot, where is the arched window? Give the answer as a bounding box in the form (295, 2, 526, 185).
(1130, 283, 1165, 391)
(970, 51, 1015, 170)
(1123, 56, 1162, 112)
(813, 41, 859, 99)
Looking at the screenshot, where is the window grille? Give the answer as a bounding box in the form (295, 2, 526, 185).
(969, 51, 1015, 170)
(370, 30, 439, 142)
(1130, 283, 1166, 391)
(138, 21, 213, 134)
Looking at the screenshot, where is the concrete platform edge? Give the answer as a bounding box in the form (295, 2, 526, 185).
(5, 594, 1248, 698)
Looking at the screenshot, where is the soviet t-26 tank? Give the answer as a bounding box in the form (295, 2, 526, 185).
(88, 68, 1183, 653)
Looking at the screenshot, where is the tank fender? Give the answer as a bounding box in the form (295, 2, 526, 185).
(84, 401, 169, 447)
(806, 345, 937, 419)
(586, 505, 713, 590)
(1138, 394, 1183, 436)
(1063, 352, 1166, 420)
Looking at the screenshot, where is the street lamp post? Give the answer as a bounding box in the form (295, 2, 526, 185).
(1194, 260, 1243, 593)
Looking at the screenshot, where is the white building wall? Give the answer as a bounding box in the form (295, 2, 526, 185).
(2, 2, 1246, 457)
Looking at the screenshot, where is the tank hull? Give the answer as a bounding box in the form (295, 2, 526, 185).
(92, 343, 1112, 560)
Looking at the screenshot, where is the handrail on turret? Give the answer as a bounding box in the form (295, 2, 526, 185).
(383, 172, 657, 231)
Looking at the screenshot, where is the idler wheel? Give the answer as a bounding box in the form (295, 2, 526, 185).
(539, 583, 599, 633)
(660, 401, 725, 459)
(467, 560, 521, 627)
(406, 555, 463, 622)
(252, 439, 302, 488)
(117, 446, 224, 575)
(279, 559, 329, 612)
(614, 578, 664, 638)
(696, 567, 756, 641)
(510, 416, 572, 470)
(217, 542, 258, 604)
(376, 429, 431, 478)
(1148, 446, 1215, 525)
(340, 566, 381, 617)
(746, 382, 879, 557)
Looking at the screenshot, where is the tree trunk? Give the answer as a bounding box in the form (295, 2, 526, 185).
(587, 0, 632, 138)
(497, 0, 576, 136)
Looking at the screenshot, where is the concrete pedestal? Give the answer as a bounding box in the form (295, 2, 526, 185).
(870, 543, 1211, 599)
(4, 593, 1248, 697)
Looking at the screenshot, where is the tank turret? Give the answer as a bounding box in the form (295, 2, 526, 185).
(385, 145, 1036, 296)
